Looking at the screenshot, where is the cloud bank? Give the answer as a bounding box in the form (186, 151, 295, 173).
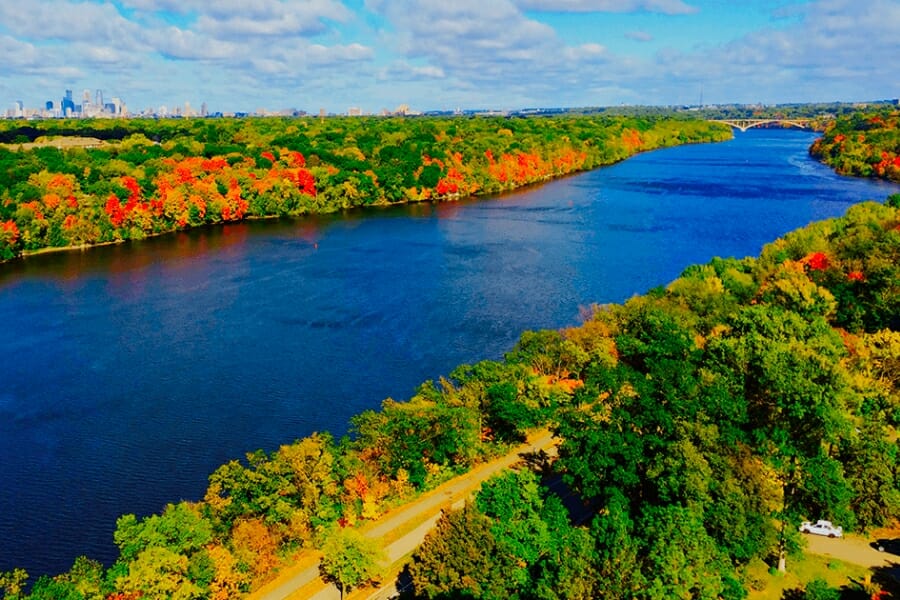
(0, 0, 894, 112)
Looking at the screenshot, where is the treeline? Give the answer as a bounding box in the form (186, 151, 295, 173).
(0, 115, 730, 260)
(811, 108, 900, 181)
(2, 190, 899, 598)
(406, 195, 900, 599)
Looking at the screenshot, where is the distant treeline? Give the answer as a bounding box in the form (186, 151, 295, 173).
(0, 115, 731, 260)
(811, 108, 900, 181)
(3, 192, 899, 599)
(0, 126, 134, 144)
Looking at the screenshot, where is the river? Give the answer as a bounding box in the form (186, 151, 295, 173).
(1, 129, 898, 577)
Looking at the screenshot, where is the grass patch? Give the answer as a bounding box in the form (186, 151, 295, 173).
(747, 553, 870, 599)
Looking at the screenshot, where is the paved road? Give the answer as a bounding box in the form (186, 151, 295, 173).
(251, 431, 557, 600)
(804, 533, 897, 568)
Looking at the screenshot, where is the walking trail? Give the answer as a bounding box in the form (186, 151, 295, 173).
(249, 430, 557, 600)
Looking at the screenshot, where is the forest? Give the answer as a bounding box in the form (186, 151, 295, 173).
(2, 175, 899, 599)
(811, 108, 900, 182)
(0, 115, 730, 261)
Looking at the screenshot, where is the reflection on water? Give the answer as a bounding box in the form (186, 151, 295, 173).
(2, 129, 899, 577)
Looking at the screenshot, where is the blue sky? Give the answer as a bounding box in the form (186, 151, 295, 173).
(1, 0, 897, 113)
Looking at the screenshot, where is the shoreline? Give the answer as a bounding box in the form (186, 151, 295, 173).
(3, 133, 732, 265)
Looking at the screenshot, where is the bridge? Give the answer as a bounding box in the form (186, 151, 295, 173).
(708, 118, 813, 132)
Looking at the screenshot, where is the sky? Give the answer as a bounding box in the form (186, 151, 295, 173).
(1, 0, 898, 114)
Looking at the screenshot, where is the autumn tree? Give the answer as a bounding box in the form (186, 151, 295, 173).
(0, 569, 28, 599)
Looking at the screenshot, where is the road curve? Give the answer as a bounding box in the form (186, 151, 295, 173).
(250, 431, 558, 600)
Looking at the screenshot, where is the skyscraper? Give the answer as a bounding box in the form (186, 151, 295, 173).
(62, 89, 75, 116)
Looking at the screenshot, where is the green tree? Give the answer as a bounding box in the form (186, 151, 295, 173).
(116, 546, 202, 599)
(797, 578, 840, 600)
(711, 306, 855, 572)
(589, 491, 644, 599)
(640, 505, 745, 600)
(409, 503, 517, 600)
(530, 526, 598, 600)
(318, 527, 385, 600)
(114, 502, 213, 562)
(474, 470, 557, 590)
(60, 556, 104, 599)
(839, 417, 900, 528)
(22, 576, 83, 600)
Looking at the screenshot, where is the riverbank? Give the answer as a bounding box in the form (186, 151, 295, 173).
(810, 108, 900, 182)
(0, 115, 732, 262)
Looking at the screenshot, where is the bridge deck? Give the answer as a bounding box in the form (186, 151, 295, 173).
(709, 118, 812, 132)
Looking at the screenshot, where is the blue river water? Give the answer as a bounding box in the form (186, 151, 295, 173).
(1, 129, 898, 577)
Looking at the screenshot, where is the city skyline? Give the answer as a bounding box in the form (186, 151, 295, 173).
(1, 0, 898, 114)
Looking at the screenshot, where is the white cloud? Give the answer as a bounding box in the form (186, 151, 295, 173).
(0, 1, 144, 46)
(377, 62, 446, 82)
(0, 35, 41, 67)
(148, 27, 240, 60)
(119, 0, 352, 22)
(649, 0, 900, 103)
(514, 0, 698, 14)
(191, 0, 354, 39)
(1, 0, 897, 113)
(366, 0, 642, 107)
(368, 1, 558, 82)
(304, 42, 373, 65)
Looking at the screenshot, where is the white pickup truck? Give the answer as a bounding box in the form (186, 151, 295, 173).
(799, 520, 843, 538)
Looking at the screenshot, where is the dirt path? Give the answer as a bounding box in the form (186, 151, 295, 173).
(804, 533, 897, 568)
(250, 430, 557, 600)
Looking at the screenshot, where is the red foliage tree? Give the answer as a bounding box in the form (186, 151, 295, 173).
(804, 252, 830, 271)
(1, 219, 19, 244)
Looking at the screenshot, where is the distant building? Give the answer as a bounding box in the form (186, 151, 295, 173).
(62, 89, 75, 116)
